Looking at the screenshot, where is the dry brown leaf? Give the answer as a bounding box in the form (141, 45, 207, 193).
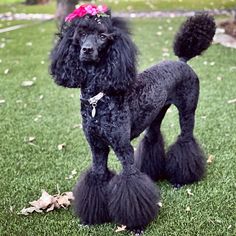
(63, 192, 74, 200)
(58, 143, 66, 151)
(66, 169, 77, 180)
(28, 137, 35, 142)
(207, 155, 214, 164)
(21, 80, 34, 87)
(29, 190, 54, 209)
(20, 190, 74, 215)
(26, 42, 32, 46)
(57, 195, 71, 208)
(186, 189, 194, 196)
(10, 205, 14, 212)
(20, 207, 41, 215)
(115, 225, 127, 233)
(227, 98, 236, 104)
(46, 204, 55, 212)
(186, 206, 191, 212)
(72, 124, 82, 129)
(34, 114, 42, 122)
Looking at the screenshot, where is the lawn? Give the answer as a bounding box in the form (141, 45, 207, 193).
(0, 0, 236, 14)
(0, 16, 236, 236)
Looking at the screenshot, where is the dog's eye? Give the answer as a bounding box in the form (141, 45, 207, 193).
(99, 34, 107, 40)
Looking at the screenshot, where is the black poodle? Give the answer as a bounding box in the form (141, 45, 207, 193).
(50, 4, 215, 232)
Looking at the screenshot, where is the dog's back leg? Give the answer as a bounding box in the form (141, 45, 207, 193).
(108, 140, 160, 231)
(165, 79, 206, 187)
(73, 138, 115, 225)
(135, 105, 170, 181)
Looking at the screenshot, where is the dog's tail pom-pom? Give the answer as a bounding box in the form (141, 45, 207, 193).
(173, 14, 216, 62)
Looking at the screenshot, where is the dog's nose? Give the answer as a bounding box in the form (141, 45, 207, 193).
(82, 46, 94, 54)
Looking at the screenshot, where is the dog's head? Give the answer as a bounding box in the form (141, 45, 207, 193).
(50, 4, 137, 92)
(73, 15, 114, 63)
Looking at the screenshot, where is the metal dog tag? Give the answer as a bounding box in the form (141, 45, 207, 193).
(91, 103, 97, 118)
(88, 92, 105, 118)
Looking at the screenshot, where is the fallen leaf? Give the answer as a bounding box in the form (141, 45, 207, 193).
(58, 143, 66, 151)
(65, 169, 77, 180)
(21, 80, 34, 87)
(0, 43, 5, 48)
(34, 115, 42, 122)
(207, 155, 214, 164)
(115, 225, 127, 233)
(57, 195, 71, 208)
(63, 192, 74, 200)
(20, 207, 39, 216)
(72, 124, 82, 129)
(29, 190, 54, 209)
(28, 137, 35, 142)
(230, 66, 236, 71)
(186, 189, 194, 196)
(46, 204, 55, 212)
(20, 189, 74, 215)
(26, 42, 32, 46)
(227, 98, 236, 104)
(186, 206, 191, 212)
(10, 205, 14, 212)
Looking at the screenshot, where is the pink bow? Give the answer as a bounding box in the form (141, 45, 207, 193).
(65, 4, 108, 22)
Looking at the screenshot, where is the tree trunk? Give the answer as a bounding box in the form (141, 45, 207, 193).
(25, 0, 49, 5)
(56, 0, 79, 28)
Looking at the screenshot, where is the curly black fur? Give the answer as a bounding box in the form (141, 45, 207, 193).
(50, 12, 215, 230)
(173, 14, 216, 61)
(108, 169, 160, 230)
(50, 15, 137, 93)
(73, 168, 115, 225)
(165, 137, 206, 186)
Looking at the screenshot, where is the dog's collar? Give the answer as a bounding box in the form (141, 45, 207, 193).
(80, 92, 105, 118)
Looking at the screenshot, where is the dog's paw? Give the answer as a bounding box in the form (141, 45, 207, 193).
(73, 168, 115, 225)
(108, 170, 160, 229)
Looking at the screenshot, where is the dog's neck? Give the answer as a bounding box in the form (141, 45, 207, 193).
(80, 64, 103, 99)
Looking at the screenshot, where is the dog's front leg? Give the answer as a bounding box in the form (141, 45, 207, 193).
(108, 140, 161, 232)
(73, 137, 115, 225)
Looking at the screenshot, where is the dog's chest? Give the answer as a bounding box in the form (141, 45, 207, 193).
(81, 97, 129, 142)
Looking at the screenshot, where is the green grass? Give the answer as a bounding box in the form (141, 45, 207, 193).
(0, 17, 236, 236)
(0, 0, 236, 14)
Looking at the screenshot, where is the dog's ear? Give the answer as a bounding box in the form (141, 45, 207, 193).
(104, 17, 137, 94)
(50, 23, 83, 88)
